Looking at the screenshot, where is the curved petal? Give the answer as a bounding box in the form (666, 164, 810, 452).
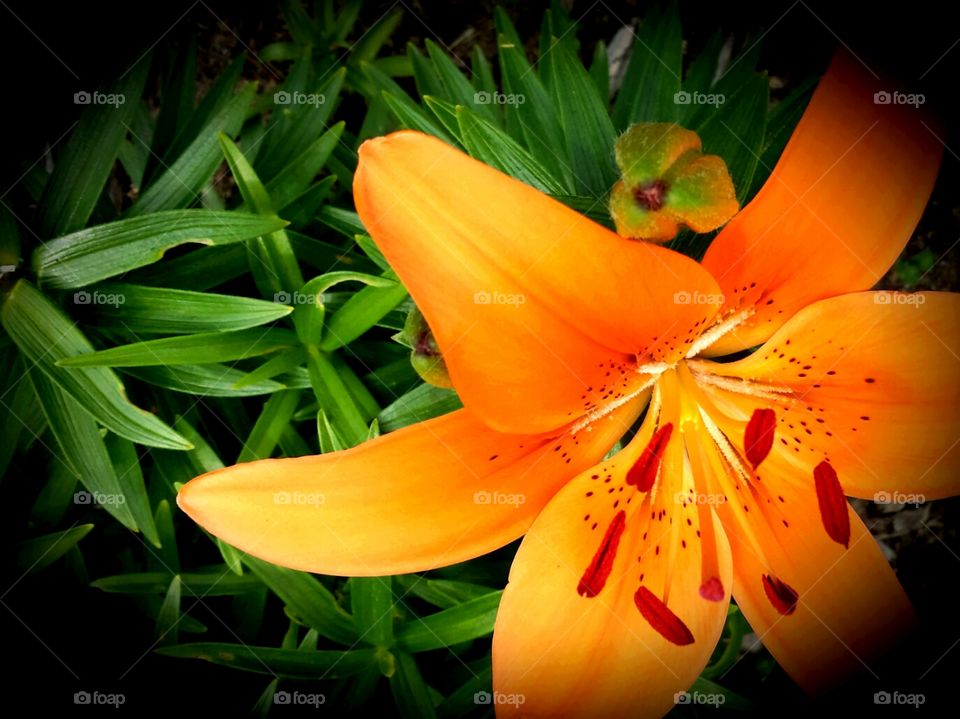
(177, 403, 640, 577)
(712, 452, 915, 693)
(700, 50, 942, 354)
(492, 396, 733, 717)
(354, 131, 722, 433)
(691, 292, 960, 501)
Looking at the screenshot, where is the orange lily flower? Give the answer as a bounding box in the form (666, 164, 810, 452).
(178, 51, 959, 716)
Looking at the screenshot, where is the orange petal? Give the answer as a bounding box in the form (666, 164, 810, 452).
(700, 51, 942, 354)
(177, 403, 640, 576)
(692, 292, 960, 502)
(712, 452, 915, 693)
(354, 131, 722, 433)
(492, 398, 732, 717)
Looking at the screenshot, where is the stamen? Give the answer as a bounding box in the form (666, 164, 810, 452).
(634, 586, 695, 645)
(813, 461, 850, 548)
(626, 424, 674, 491)
(762, 574, 799, 615)
(686, 307, 755, 358)
(570, 374, 659, 434)
(578, 511, 627, 598)
(744, 408, 776, 468)
(686, 362, 794, 402)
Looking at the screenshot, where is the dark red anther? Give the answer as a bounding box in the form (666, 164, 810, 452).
(634, 180, 667, 211)
(761, 574, 799, 615)
(699, 576, 725, 602)
(744, 408, 776, 468)
(813, 460, 850, 548)
(577, 511, 627, 598)
(634, 586, 695, 645)
(626, 424, 673, 492)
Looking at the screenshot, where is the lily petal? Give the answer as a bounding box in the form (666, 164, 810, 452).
(492, 408, 732, 717)
(713, 452, 915, 693)
(693, 292, 960, 501)
(701, 51, 942, 354)
(354, 131, 722, 433)
(177, 403, 640, 576)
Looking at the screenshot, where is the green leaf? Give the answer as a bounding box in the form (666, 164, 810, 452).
(543, 36, 618, 198)
(350, 577, 395, 647)
(126, 244, 251, 292)
(15, 525, 94, 573)
(57, 328, 298, 368)
(153, 499, 179, 572)
(456, 106, 566, 194)
(92, 569, 261, 596)
(123, 364, 286, 397)
(378, 384, 461, 432)
(40, 61, 150, 237)
(612, 2, 682, 128)
(236, 389, 302, 462)
(155, 575, 182, 645)
(389, 651, 438, 719)
(294, 271, 396, 347)
(436, 666, 492, 718)
(350, 9, 402, 65)
(588, 40, 609, 105)
(241, 554, 358, 645)
(156, 643, 377, 679)
(105, 434, 161, 547)
(393, 575, 496, 610)
(263, 123, 344, 210)
(27, 369, 139, 530)
(425, 40, 490, 120)
(89, 283, 292, 334)
(131, 83, 255, 215)
(396, 591, 501, 653)
(1, 282, 190, 450)
(34, 210, 287, 290)
(320, 281, 408, 351)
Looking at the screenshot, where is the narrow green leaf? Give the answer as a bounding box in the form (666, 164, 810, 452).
(393, 575, 497, 610)
(350, 577, 395, 647)
(34, 210, 287, 290)
(155, 575, 182, 646)
(156, 643, 376, 680)
(320, 281, 408, 351)
(15, 525, 94, 573)
(124, 364, 286, 397)
(389, 651, 438, 718)
(57, 328, 298, 368)
(106, 433, 161, 547)
(236, 389, 302, 462)
(92, 569, 261, 596)
(378, 384, 461, 432)
(396, 591, 502, 653)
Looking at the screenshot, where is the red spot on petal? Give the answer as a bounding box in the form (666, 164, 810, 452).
(699, 576, 725, 602)
(762, 574, 799, 615)
(744, 408, 776, 468)
(626, 424, 673, 492)
(577, 511, 627, 598)
(634, 586, 695, 645)
(814, 461, 850, 548)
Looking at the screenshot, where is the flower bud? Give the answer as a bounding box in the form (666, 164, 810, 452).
(397, 306, 453, 389)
